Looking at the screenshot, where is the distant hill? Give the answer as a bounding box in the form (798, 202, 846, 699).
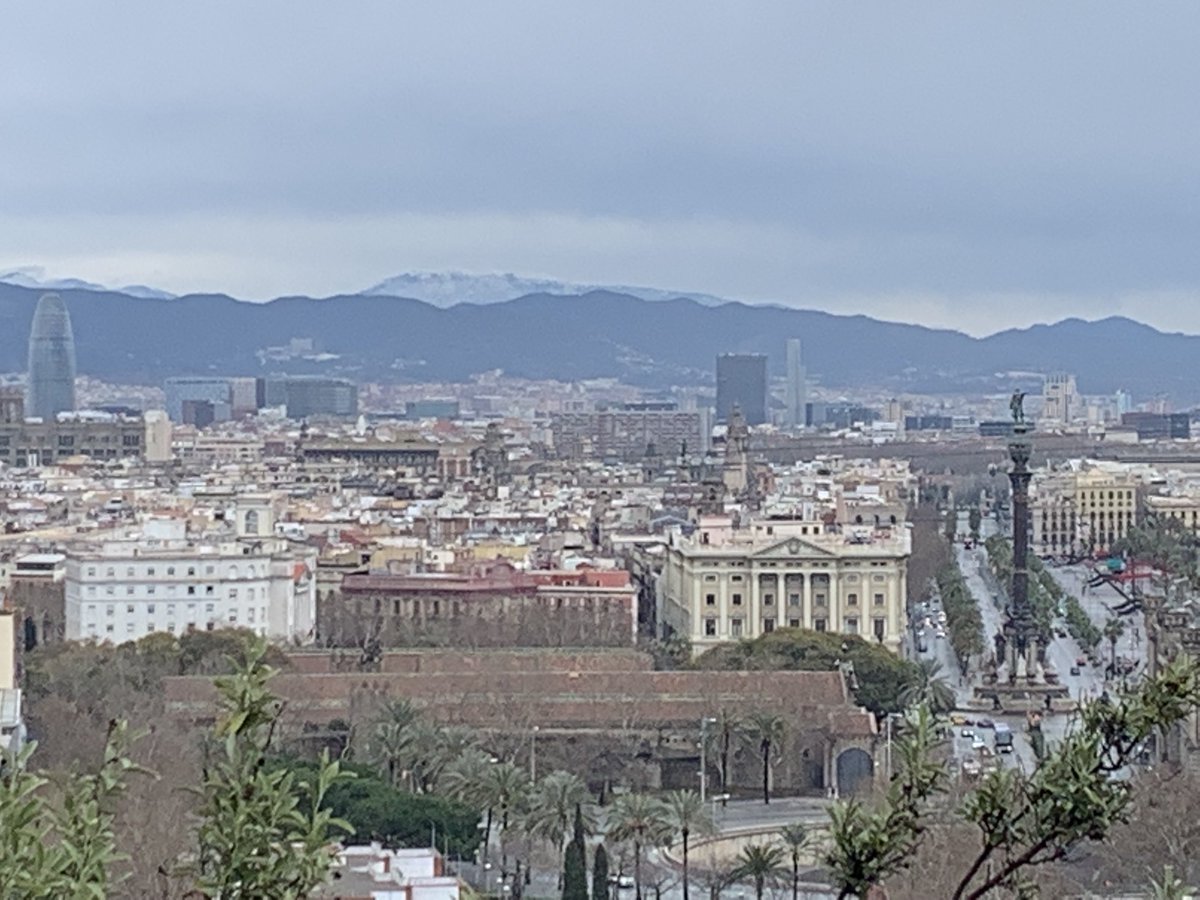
(0, 283, 1194, 403)
(360, 271, 728, 307)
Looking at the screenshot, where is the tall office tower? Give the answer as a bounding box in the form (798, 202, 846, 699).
(784, 338, 807, 427)
(26, 293, 77, 421)
(716, 353, 767, 425)
(1041, 373, 1078, 424)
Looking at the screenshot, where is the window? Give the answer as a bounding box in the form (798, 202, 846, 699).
(126, 604, 134, 614)
(168, 604, 176, 615)
(187, 586, 195, 596)
(393, 600, 400, 615)
(230, 588, 239, 599)
(126, 567, 135, 577)
(167, 566, 175, 575)
(706, 593, 716, 606)
(703, 574, 717, 582)
(86, 567, 96, 577)
(872, 574, 886, 582)
(874, 618, 886, 641)
(248, 608, 256, 622)
(205, 603, 214, 614)
(187, 567, 195, 576)
(106, 586, 114, 596)
(412, 600, 422, 617)
(206, 566, 214, 576)
(106, 624, 114, 634)
(106, 605, 114, 616)
(205, 586, 214, 595)
(106, 567, 115, 577)
(147, 604, 156, 614)
(147, 585, 156, 595)
(789, 618, 801, 628)
(763, 617, 775, 633)
(788, 592, 800, 607)
(815, 592, 828, 607)
(844, 617, 859, 634)
(704, 618, 717, 636)
(763, 593, 775, 606)
(147, 567, 155, 576)
(847, 592, 858, 606)
(731, 593, 743, 606)
(874, 593, 885, 606)
(86, 586, 96, 597)
(126, 586, 134, 596)
(126, 622, 134, 634)
(815, 618, 827, 632)
(730, 618, 743, 637)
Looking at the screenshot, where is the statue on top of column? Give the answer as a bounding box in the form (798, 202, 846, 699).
(1010, 390, 1027, 425)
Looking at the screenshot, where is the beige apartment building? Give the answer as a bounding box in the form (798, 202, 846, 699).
(659, 515, 910, 656)
(1031, 466, 1139, 558)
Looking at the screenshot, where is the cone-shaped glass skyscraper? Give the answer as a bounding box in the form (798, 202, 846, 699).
(26, 292, 77, 421)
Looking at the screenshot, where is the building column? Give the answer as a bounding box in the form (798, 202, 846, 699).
(802, 571, 813, 629)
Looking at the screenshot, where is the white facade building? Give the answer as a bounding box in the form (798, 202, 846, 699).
(63, 512, 316, 645)
(659, 515, 910, 656)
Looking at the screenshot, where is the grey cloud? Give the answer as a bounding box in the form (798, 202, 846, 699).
(1, 1, 1200, 331)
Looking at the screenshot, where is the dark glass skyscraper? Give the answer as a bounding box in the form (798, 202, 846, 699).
(715, 353, 767, 425)
(26, 293, 77, 421)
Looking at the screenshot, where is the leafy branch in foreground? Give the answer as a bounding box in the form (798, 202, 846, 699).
(824, 658, 1200, 899)
(190, 637, 354, 899)
(0, 719, 147, 899)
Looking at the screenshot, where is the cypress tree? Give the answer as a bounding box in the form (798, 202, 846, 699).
(563, 804, 589, 900)
(592, 843, 610, 900)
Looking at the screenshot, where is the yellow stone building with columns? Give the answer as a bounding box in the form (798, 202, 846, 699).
(658, 515, 910, 656)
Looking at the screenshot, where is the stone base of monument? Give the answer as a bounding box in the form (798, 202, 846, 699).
(973, 682, 1072, 714)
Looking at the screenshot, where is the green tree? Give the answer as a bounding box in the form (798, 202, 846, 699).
(367, 699, 420, 789)
(694, 631, 919, 716)
(563, 804, 589, 900)
(732, 844, 787, 900)
(778, 823, 811, 900)
(745, 713, 786, 805)
(190, 639, 352, 898)
(525, 770, 595, 868)
(1104, 617, 1127, 670)
(898, 658, 956, 714)
(0, 720, 142, 899)
(481, 760, 528, 872)
(662, 789, 714, 900)
(825, 659, 1200, 899)
(968, 507, 982, 541)
(592, 843, 611, 900)
(606, 793, 670, 900)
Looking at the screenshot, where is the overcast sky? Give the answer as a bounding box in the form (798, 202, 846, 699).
(2, 2, 1198, 336)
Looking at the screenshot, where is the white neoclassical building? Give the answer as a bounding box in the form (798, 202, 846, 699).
(659, 515, 910, 656)
(63, 498, 316, 645)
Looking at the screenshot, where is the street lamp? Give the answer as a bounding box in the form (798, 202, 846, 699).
(699, 716, 717, 803)
(530, 726, 540, 783)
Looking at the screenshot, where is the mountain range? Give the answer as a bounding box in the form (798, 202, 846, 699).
(0, 279, 1194, 404)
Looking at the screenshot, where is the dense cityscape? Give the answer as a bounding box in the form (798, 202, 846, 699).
(5, 4, 1200, 899)
(4, 280, 1200, 898)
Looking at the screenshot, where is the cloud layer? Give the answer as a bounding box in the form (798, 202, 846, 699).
(2, 2, 1198, 335)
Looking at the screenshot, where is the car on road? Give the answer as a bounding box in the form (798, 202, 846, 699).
(1070, 666, 1081, 676)
(960, 728, 975, 739)
(950, 713, 967, 725)
(975, 718, 994, 729)
(936, 629, 946, 639)
(612, 875, 635, 890)
(971, 736, 987, 751)
(1076, 656, 1087, 667)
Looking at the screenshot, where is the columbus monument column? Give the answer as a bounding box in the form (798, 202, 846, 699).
(1005, 391, 1038, 683)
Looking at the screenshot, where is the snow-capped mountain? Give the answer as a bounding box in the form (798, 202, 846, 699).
(0, 266, 176, 300)
(360, 271, 728, 307)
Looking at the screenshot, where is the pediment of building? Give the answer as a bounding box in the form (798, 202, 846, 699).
(750, 537, 837, 559)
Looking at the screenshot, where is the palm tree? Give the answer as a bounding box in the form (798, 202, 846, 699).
(745, 713, 786, 805)
(661, 790, 714, 900)
(605, 793, 670, 900)
(480, 760, 529, 873)
(523, 770, 594, 882)
(1104, 617, 1126, 671)
(368, 699, 420, 788)
(898, 659, 956, 714)
(778, 823, 810, 900)
(732, 843, 787, 900)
